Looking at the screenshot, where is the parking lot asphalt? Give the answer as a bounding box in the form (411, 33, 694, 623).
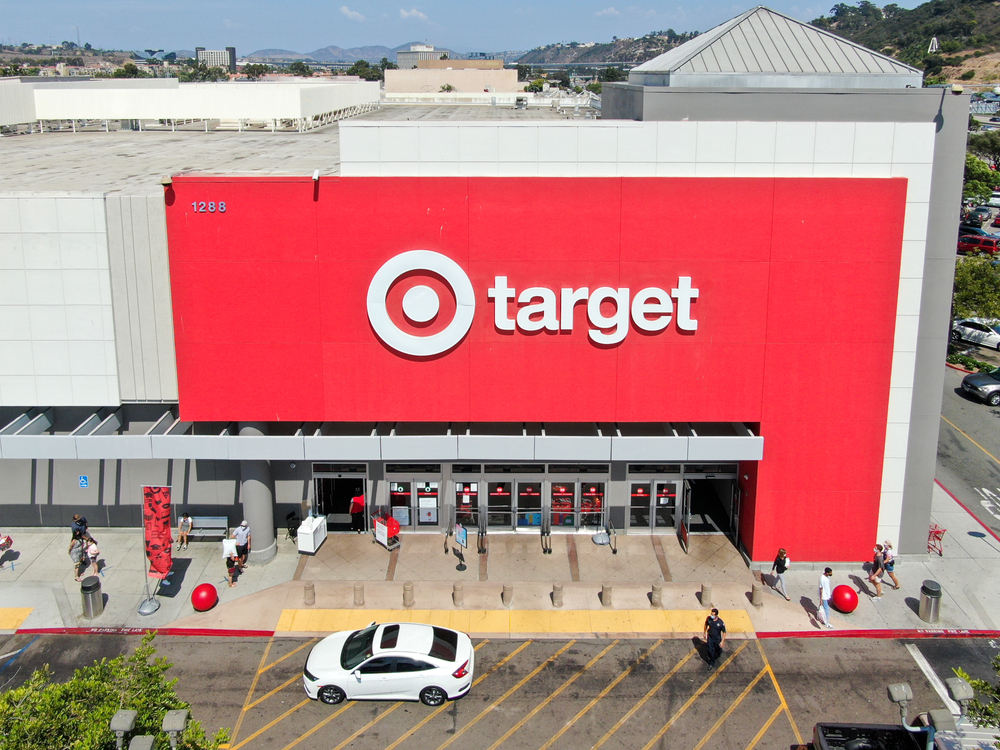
(1, 632, 977, 750)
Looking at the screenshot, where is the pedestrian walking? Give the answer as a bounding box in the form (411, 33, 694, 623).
(703, 608, 727, 668)
(868, 544, 885, 599)
(232, 520, 251, 569)
(69, 531, 86, 581)
(883, 540, 900, 590)
(85, 537, 101, 577)
(770, 548, 791, 601)
(0, 531, 13, 570)
(177, 513, 192, 550)
(350, 488, 366, 534)
(70, 514, 88, 536)
(818, 567, 834, 629)
(225, 551, 239, 587)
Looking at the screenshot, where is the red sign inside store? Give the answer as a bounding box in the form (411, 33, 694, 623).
(164, 176, 907, 424)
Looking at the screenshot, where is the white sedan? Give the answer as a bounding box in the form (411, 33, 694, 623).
(303, 622, 474, 706)
(952, 318, 1000, 350)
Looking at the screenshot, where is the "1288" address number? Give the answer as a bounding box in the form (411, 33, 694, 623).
(191, 201, 227, 213)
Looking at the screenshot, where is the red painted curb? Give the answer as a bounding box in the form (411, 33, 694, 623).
(759, 629, 1000, 639)
(935, 478, 1000, 544)
(17, 627, 274, 638)
(945, 362, 975, 374)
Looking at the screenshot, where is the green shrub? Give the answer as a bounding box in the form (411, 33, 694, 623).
(946, 352, 992, 371)
(962, 69, 976, 80)
(0, 634, 227, 750)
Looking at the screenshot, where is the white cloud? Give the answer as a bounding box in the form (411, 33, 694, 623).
(340, 6, 365, 22)
(596, 7, 620, 16)
(400, 8, 428, 20)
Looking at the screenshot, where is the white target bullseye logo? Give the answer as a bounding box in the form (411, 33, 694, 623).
(367, 250, 476, 357)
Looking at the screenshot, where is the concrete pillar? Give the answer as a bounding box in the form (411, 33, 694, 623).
(239, 422, 277, 565)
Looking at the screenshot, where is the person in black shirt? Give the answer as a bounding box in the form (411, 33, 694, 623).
(703, 608, 727, 668)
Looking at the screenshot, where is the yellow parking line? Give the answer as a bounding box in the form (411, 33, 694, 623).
(260, 639, 317, 674)
(279, 703, 354, 750)
(484, 641, 619, 750)
(380, 639, 524, 750)
(230, 637, 275, 746)
(246, 674, 303, 711)
(434, 641, 577, 750)
(941, 415, 1000, 466)
(744, 704, 785, 750)
(230, 699, 311, 750)
(756, 640, 803, 745)
(331, 704, 404, 750)
(537, 640, 664, 750)
(639, 641, 749, 750)
(691, 666, 769, 750)
(590, 648, 697, 750)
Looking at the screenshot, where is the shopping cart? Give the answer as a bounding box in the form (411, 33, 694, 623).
(928, 523, 946, 556)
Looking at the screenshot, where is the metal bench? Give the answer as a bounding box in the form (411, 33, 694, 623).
(186, 516, 229, 540)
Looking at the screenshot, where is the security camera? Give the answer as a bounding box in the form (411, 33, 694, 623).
(952, 83, 965, 94)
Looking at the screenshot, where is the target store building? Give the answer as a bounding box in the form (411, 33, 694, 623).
(0, 8, 966, 566)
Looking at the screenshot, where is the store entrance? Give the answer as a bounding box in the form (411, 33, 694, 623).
(687, 479, 736, 535)
(315, 477, 365, 532)
(388, 477, 442, 531)
(629, 480, 678, 530)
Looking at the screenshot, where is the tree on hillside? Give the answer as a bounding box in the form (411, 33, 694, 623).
(178, 60, 227, 82)
(288, 60, 313, 77)
(969, 131, 1000, 170)
(0, 634, 227, 750)
(346, 59, 383, 81)
(242, 63, 270, 81)
(379, 57, 398, 73)
(517, 64, 533, 81)
(599, 66, 625, 82)
(113, 62, 150, 78)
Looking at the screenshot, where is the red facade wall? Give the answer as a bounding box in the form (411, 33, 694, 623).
(164, 176, 907, 561)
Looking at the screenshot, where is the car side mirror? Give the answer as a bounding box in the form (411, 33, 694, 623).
(352, 670, 361, 680)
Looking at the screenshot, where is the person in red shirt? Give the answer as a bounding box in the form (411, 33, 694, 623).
(350, 489, 366, 533)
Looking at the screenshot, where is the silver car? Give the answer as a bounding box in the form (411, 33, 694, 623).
(962, 368, 1000, 406)
(952, 318, 1000, 350)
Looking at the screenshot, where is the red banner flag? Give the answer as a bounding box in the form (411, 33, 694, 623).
(142, 486, 173, 580)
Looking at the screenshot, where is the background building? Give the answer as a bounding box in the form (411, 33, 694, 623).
(396, 44, 440, 69)
(195, 46, 237, 73)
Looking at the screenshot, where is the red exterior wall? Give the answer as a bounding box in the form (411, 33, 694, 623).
(164, 175, 907, 561)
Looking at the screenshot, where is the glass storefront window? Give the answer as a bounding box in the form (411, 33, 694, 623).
(456, 482, 478, 527)
(488, 482, 512, 527)
(390, 482, 411, 526)
(550, 483, 576, 528)
(655, 482, 676, 528)
(630, 483, 651, 528)
(417, 482, 439, 526)
(517, 482, 542, 527)
(581, 483, 605, 527)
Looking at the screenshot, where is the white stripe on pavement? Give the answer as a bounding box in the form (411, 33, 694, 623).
(906, 643, 960, 716)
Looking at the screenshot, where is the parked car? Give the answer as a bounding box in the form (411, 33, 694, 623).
(962, 368, 1000, 406)
(991, 213, 1000, 227)
(957, 235, 1000, 255)
(952, 318, 1000, 349)
(969, 206, 993, 226)
(303, 622, 474, 706)
(959, 225, 999, 237)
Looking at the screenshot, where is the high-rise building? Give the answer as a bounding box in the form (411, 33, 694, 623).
(195, 46, 236, 73)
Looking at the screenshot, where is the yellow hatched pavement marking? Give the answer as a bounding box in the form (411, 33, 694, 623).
(246, 674, 303, 711)
(483, 640, 619, 750)
(756, 640, 804, 745)
(0, 608, 33, 630)
(279, 703, 353, 750)
(691, 666, 769, 750)
(381, 639, 526, 750)
(638, 641, 750, 750)
(537, 640, 664, 750)
(590, 648, 697, 750)
(434, 641, 577, 750)
(260, 639, 317, 674)
(231, 700, 311, 750)
(744, 704, 785, 750)
(330, 703, 404, 750)
(229, 637, 275, 746)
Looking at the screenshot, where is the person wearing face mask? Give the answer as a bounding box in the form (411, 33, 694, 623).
(702, 608, 727, 668)
(882, 540, 900, 590)
(868, 543, 885, 600)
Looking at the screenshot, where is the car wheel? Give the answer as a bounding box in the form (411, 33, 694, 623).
(420, 686, 447, 706)
(318, 686, 346, 705)
(952, 330, 962, 342)
(988, 392, 1000, 407)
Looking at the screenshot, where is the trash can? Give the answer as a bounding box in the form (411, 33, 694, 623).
(81, 575, 104, 619)
(918, 579, 942, 623)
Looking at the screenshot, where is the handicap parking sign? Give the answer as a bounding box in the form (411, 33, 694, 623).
(79, 475, 89, 488)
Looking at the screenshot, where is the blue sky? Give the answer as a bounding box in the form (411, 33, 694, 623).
(2, 0, 924, 54)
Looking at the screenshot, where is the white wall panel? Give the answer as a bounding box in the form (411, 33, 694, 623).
(0, 80, 36, 127)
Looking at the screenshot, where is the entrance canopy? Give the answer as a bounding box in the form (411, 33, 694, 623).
(0, 407, 763, 462)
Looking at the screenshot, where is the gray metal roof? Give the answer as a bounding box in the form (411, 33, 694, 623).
(631, 6, 920, 77)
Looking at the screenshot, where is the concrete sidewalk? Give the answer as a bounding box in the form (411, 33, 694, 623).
(2, 482, 998, 638)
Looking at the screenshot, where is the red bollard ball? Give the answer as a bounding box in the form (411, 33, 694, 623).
(831, 584, 859, 614)
(191, 582, 219, 612)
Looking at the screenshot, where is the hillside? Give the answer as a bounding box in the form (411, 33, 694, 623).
(247, 41, 454, 64)
(517, 29, 698, 65)
(812, 0, 1000, 82)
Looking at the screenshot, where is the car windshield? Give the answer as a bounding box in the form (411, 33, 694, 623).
(341, 625, 378, 670)
(429, 627, 459, 661)
(987, 368, 1000, 381)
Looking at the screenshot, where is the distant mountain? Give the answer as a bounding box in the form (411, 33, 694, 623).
(247, 42, 456, 64)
